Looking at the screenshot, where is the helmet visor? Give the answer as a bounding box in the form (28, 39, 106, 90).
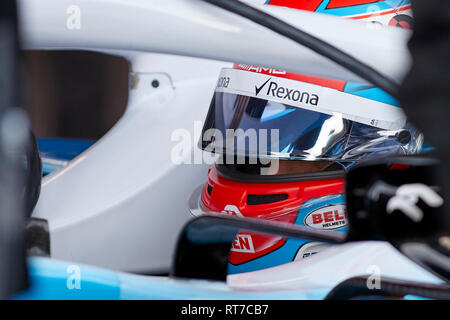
(200, 68, 422, 161)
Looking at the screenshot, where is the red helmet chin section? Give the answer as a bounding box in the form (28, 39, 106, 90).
(201, 165, 344, 265)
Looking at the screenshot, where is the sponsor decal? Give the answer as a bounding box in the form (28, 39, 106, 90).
(231, 234, 255, 253)
(221, 205, 255, 254)
(255, 78, 319, 106)
(294, 242, 331, 261)
(255, 77, 272, 96)
(216, 76, 230, 89)
(221, 204, 243, 217)
(237, 64, 287, 75)
(304, 204, 347, 230)
(216, 68, 407, 131)
(388, 14, 413, 29)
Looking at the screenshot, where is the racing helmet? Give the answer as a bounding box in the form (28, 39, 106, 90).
(201, 0, 419, 162)
(189, 158, 346, 273)
(191, 0, 422, 274)
(200, 63, 422, 163)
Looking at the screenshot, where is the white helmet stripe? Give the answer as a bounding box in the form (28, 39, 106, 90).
(215, 68, 406, 130)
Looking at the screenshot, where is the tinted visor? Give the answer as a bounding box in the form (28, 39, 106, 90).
(200, 69, 422, 161)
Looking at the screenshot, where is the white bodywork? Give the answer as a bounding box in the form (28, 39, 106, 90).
(33, 54, 229, 272)
(23, 241, 443, 300)
(19, 0, 411, 83)
(228, 242, 444, 293)
(17, 0, 416, 272)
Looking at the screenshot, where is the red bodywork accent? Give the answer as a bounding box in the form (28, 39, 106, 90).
(267, 0, 382, 11)
(326, 0, 382, 9)
(201, 166, 344, 265)
(267, 0, 323, 11)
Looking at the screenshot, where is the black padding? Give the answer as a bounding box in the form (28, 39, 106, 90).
(25, 218, 50, 257)
(247, 193, 288, 205)
(207, 184, 213, 196)
(216, 161, 344, 183)
(345, 155, 450, 282)
(25, 131, 42, 216)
